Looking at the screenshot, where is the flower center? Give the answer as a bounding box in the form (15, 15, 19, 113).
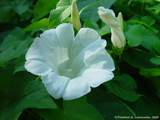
(58, 60, 80, 79)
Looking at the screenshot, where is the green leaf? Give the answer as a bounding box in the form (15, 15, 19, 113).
(57, 0, 71, 7)
(128, 96, 160, 116)
(125, 24, 160, 53)
(123, 48, 156, 69)
(98, 24, 111, 36)
(146, 4, 160, 20)
(150, 56, 160, 65)
(14, 57, 26, 74)
(24, 18, 50, 32)
(35, 109, 64, 120)
(106, 74, 141, 102)
(60, 5, 71, 21)
(63, 98, 104, 120)
(0, 28, 32, 66)
(49, 1, 71, 27)
(33, 0, 59, 20)
(35, 98, 104, 120)
(78, 0, 116, 22)
(13, 0, 33, 15)
(0, 0, 32, 22)
(140, 68, 160, 77)
(0, 73, 57, 120)
(49, 7, 66, 26)
(140, 16, 156, 26)
(151, 77, 160, 98)
(0, 1, 15, 22)
(88, 89, 136, 120)
(83, 20, 99, 29)
(0, 0, 33, 22)
(127, 16, 157, 30)
(125, 24, 144, 47)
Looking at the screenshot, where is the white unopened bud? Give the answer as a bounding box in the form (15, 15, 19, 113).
(98, 7, 126, 49)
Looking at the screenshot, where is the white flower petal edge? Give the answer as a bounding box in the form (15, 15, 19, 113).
(82, 68, 114, 88)
(42, 71, 69, 99)
(25, 23, 115, 100)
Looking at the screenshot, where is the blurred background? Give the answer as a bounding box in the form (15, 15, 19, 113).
(0, 0, 160, 120)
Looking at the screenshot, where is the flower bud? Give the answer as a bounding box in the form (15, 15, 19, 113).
(71, 0, 81, 30)
(98, 7, 126, 49)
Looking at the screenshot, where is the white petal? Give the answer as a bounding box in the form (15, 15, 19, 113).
(63, 76, 91, 100)
(42, 71, 69, 99)
(25, 24, 74, 73)
(98, 7, 117, 27)
(25, 31, 60, 71)
(75, 28, 100, 44)
(55, 23, 74, 47)
(40, 23, 74, 48)
(111, 28, 126, 48)
(25, 37, 44, 60)
(70, 28, 101, 58)
(85, 49, 115, 71)
(70, 39, 107, 75)
(98, 7, 115, 17)
(25, 59, 51, 76)
(82, 68, 114, 88)
(83, 40, 106, 60)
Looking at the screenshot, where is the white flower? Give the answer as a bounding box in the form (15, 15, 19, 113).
(98, 7, 126, 49)
(25, 23, 115, 100)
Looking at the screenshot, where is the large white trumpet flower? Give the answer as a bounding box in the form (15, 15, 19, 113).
(25, 23, 115, 100)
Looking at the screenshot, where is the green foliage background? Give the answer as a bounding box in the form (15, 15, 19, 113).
(0, 0, 160, 120)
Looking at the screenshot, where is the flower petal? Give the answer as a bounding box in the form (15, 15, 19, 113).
(25, 59, 51, 76)
(98, 7, 117, 27)
(70, 39, 107, 75)
(55, 23, 74, 47)
(85, 49, 115, 71)
(25, 23, 74, 72)
(98, 7, 115, 18)
(25, 37, 44, 60)
(82, 68, 114, 88)
(25, 31, 61, 71)
(63, 76, 91, 100)
(70, 28, 101, 58)
(42, 71, 69, 99)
